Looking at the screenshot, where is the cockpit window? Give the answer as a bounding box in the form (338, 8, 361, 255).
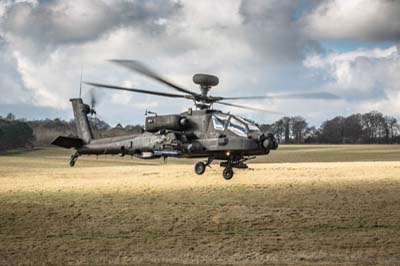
(212, 113, 259, 136)
(211, 113, 229, 131)
(227, 117, 248, 137)
(247, 124, 260, 131)
(237, 115, 261, 132)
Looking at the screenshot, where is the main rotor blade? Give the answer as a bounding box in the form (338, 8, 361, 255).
(222, 92, 340, 100)
(109, 60, 198, 96)
(216, 101, 282, 115)
(85, 82, 187, 99)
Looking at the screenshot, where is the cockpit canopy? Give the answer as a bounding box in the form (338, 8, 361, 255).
(211, 112, 261, 137)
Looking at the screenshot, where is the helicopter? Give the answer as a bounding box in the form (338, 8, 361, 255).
(52, 60, 338, 180)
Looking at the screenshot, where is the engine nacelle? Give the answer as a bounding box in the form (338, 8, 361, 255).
(145, 115, 189, 132)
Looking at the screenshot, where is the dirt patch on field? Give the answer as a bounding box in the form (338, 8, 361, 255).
(0, 161, 399, 193)
(1, 150, 400, 265)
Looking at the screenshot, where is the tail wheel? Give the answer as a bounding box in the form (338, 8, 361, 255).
(194, 162, 206, 175)
(69, 153, 79, 168)
(223, 168, 234, 180)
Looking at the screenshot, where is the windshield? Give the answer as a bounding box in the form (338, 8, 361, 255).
(211, 113, 260, 137)
(237, 115, 261, 132)
(211, 113, 229, 131)
(227, 116, 248, 137)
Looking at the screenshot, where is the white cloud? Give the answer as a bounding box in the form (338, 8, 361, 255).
(1, 0, 400, 125)
(1, 0, 182, 59)
(303, 45, 400, 118)
(239, 0, 307, 63)
(303, 0, 400, 41)
(0, 41, 32, 105)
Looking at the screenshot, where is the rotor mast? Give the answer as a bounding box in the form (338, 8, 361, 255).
(195, 86, 212, 110)
(200, 84, 210, 97)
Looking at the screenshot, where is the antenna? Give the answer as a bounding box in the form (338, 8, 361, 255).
(79, 66, 83, 98)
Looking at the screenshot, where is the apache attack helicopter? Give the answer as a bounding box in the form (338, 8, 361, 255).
(52, 60, 338, 180)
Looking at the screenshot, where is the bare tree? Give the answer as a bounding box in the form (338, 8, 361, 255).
(290, 116, 307, 143)
(282, 117, 290, 143)
(384, 116, 397, 143)
(319, 116, 345, 143)
(343, 114, 363, 143)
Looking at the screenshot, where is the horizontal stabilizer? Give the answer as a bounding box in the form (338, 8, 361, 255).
(51, 136, 83, 149)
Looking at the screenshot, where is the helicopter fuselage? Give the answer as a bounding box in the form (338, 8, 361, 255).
(74, 108, 277, 161)
(52, 96, 279, 180)
(71, 59, 337, 179)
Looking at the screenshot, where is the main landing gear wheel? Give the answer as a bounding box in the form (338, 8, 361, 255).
(223, 168, 234, 180)
(220, 157, 253, 180)
(194, 162, 206, 175)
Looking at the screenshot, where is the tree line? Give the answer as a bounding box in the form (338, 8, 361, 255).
(1, 110, 399, 151)
(0, 113, 143, 151)
(259, 111, 400, 144)
(0, 113, 34, 151)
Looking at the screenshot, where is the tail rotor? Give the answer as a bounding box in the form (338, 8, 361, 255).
(88, 88, 97, 116)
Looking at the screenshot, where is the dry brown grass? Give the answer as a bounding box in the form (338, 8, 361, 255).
(1, 146, 400, 265)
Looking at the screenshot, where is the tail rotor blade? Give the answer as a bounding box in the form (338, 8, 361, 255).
(89, 88, 97, 109)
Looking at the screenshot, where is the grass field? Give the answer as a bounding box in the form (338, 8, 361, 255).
(1, 145, 400, 265)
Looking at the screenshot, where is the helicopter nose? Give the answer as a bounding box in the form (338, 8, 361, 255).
(262, 134, 278, 150)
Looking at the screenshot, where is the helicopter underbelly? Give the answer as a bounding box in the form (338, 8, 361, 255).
(182, 150, 269, 159)
(192, 137, 260, 151)
(183, 137, 268, 159)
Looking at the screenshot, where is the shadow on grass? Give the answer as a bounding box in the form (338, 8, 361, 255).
(0, 147, 45, 156)
(1, 181, 400, 265)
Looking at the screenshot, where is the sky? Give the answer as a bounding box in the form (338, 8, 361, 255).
(0, 0, 400, 126)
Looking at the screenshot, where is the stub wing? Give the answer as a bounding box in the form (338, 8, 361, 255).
(51, 136, 83, 149)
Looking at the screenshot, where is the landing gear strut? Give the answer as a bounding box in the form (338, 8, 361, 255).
(193, 156, 254, 180)
(219, 157, 254, 180)
(69, 152, 79, 167)
(194, 157, 213, 175)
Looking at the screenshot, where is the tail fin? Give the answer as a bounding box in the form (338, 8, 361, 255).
(70, 98, 93, 144)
